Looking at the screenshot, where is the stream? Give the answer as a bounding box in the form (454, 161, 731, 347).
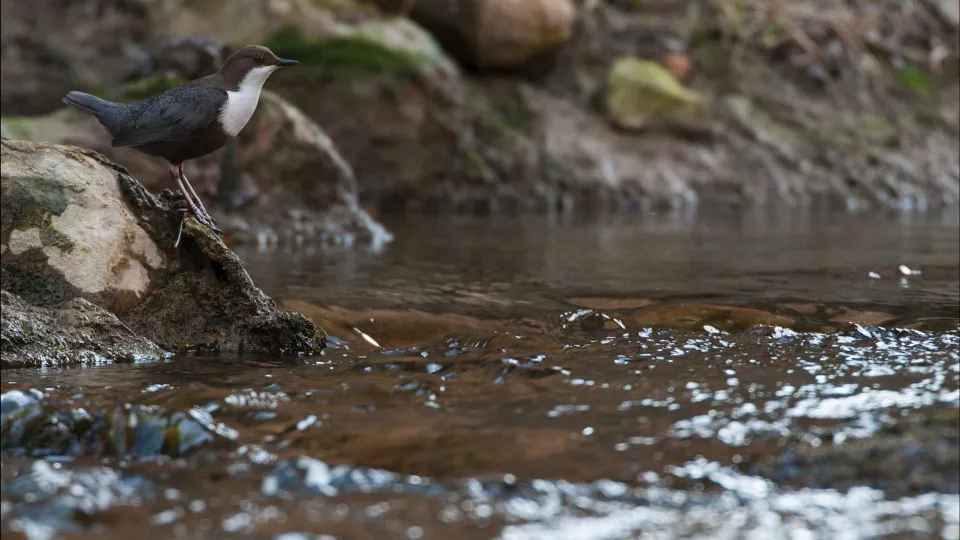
(3, 209, 959, 539)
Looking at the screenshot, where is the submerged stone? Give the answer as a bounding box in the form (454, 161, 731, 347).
(1, 391, 222, 458)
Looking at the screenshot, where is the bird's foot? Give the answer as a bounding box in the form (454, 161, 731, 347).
(193, 211, 223, 236)
(169, 195, 222, 239)
(189, 204, 222, 236)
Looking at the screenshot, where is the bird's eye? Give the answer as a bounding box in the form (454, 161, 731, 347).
(254, 54, 264, 63)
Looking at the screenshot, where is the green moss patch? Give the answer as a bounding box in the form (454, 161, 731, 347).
(264, 26, 426, 78)
(121, 74, 188, 102)
(4, 177, 72, 227)
(1, 117, 34, 140)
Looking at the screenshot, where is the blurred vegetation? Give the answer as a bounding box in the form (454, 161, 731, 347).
(263, 26, 426, 78)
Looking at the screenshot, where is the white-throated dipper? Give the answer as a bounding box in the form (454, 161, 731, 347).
(62, 45, 299, 236)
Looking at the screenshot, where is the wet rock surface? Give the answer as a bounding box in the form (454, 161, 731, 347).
(0, 291, 166, 369)
(1, 139, 326, 366)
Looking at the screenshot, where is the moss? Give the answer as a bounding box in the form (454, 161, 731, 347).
(297, 330, 328, 353)
(179, 0, 227, 16)
(483, 86, 536, 136)
(1, 266, 67, 304)
(5, 179, 71, 227)
(735, 97, 801, 147)
(38, 226, 76, 253)
(895, 65, 932, 96)
(1, 117, 34, 140)
(818, 128, 858, 149)
(451, 126, 492, 178)
(817, 115, 892, 150)
(110, 73, 187, 102)
(263, 26, 426, 78)
(541, 152, 575, 187)
(759, 17, 786, 48)
(863, 115, 893, 139)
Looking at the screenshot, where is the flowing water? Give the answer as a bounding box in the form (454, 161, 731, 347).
(2, 209, 959, 540)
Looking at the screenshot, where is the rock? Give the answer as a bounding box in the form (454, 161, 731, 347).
(473, 0, 576, 70)
(1, 137, 167, 310)
(123, 36, 232, 84)
(605, 56, 707, 131)
(0, 0, 454, 114)
(261, 12, 459, 80)
(140, 0, 460, 83)
(221, 90, 394, 247)
(0, 0, 153, 115)
(1, 139, 326, 364)
(386, 0, 576, 70)
(1, 90, 392, 248)
(146, 0, 362, 49)
(752, 409, 960, 498)
(0, 291, 166, 369)
(4, 0, 956, 213)
(0, 390, 225, 456)
(931, 0, 960, 29)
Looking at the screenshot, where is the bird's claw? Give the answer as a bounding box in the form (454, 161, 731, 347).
(184, 209, 223, 236)
(169, 199, 222, 239)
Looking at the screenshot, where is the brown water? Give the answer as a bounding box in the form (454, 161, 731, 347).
(3, 210, 960, 540)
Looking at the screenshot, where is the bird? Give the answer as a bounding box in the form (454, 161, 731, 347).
(62, 45, 299, 237)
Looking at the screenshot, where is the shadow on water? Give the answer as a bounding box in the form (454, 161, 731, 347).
(3, 209, 959, 539)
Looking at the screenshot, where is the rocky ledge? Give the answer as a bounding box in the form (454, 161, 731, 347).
(0, 139, 327, 368)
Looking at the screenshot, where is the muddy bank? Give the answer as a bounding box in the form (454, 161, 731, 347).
(0, 139, 326, 367)
(3, 0, 958, 227)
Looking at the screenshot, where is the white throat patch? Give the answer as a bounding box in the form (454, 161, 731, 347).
(219, 65, 277, 136)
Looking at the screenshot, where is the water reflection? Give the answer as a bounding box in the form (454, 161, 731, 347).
(238, 209, 960, 319)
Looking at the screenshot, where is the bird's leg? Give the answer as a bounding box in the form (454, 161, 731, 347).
(170, 164, 203, 217)
(170, 164, 222, 236)
(177, 164, 217, 226)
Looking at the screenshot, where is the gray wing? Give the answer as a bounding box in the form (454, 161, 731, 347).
(111, 85, 227, 148)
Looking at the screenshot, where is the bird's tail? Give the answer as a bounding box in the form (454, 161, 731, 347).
(63, 91, 126, 136)
(62, 91, 115, 115)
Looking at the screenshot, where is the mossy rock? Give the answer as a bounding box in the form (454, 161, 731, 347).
(606, 56, 707, 131)
(114, 74, 188, 102)
(264, 25, 447, 79)
(0, 109, 92, 144)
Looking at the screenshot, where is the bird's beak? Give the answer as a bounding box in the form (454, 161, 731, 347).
(276, 58, 299, 67)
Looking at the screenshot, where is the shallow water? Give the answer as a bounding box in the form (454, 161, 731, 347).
(3, 209, 959, 539)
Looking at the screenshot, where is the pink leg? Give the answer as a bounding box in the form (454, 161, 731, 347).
(170, 164, 221, 235)
(178, 164, 215, 222)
